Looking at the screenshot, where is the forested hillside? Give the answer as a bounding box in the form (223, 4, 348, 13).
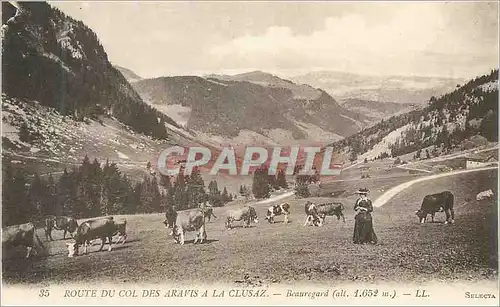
(2, 155, 235, 226)
(2, 1, 178, 140)
(330, 70, 498, 160)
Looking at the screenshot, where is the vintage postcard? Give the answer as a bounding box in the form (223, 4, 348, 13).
(1, 0, 499, 306)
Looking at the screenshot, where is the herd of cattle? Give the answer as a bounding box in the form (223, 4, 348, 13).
(1, 188, 494, 260)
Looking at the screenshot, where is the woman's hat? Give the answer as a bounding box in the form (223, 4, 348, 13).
(357, 188, 369, 194)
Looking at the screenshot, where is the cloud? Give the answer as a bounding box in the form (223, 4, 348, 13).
(208, 4, 497, 77)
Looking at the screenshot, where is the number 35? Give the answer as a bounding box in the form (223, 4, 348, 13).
(39, 289, 50, 297)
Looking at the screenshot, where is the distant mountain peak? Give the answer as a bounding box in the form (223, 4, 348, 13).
(206, 70, 319, 100)
(115, 65, 143, 83)
(291, 70, 467, 105)
(235, 70, 271, 77)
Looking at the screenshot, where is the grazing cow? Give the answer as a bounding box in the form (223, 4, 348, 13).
(225, 206, 259, 229)
(2, 222, 44, 258)
(315, 202, 345, 226)
(265, 203, 290, 224)
(415, 191, 455, 224)
(303, 201, 321, 226)
(476, 189, 494, 201)
(167, 210, 207, 245)
(199, 203, 217, 222)
(86, 216, 127, 246)
(65, 217, 117, 257)
(303, 201, 345, 226)
(44, 215, 78, 241)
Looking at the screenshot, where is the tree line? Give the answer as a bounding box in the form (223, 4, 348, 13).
(158, 165, 234, 210)
(250, 164, 319, 199)
(2, 156, 233, 227)
(251, 166, 289, 199)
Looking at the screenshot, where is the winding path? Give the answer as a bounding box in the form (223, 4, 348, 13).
(255, 191, 295, 205)
(372, 166, 498, 207)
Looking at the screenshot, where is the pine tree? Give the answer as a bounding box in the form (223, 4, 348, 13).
(349, 151, 357, 162)
(173, 169, 188, 210)
(150, 177, 162, 213)
(268, 172, 278, 191)
(27, 173, 45, 220)
(43, 174, 57, 215)
(208, 180, 222, 206)
(294, 180, 310, 198)
(276, 168, 287, 189)
(19, 122, 32, 143)
(221, 187, 230, 204)
(57, 168, 79, 217)
(2, 162, 29, 226)
(252, 166, 270, 199)
(160, 174, 172, 190)
(415, 149, 422, 160)
(186, 166, 206, 208)
(480, 112, 497, 141)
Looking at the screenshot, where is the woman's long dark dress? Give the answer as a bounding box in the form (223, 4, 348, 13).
(353, 198, 378, 244)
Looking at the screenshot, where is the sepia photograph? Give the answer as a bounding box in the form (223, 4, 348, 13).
(1, 0, 499, 305)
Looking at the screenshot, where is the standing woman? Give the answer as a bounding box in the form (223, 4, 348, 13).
(353, 188, 378, 244)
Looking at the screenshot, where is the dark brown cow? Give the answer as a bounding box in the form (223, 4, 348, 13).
(199, 203, 217, 222)
(44, 215, 78, 241)
(415, 191, 455, 224)
(65, 218, 117, 257)
(84, 216, 127, 246)
(163, 206, 178, 229)
(2, 222, 44, 258)
(313, 202, 345, 226)
(265, 203, 290, 224)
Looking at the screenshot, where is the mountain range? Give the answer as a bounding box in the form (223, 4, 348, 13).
(2, 1, 497, 194)
(329, 70, 498, 162)
(132, 71, 372, 148)
(291, 71, 466, 105)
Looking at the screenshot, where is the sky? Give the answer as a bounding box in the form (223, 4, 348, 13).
(50, 1, 499, 80)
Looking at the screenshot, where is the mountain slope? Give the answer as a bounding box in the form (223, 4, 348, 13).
(133, 72, 371, 147)
(1, 1, 187, 180)
(341, 98, 420, 123)
(115, 65, 143, 83)
(1, 1, 178, 140)
(329, 70, 498, 161)
(0, 2, 268, 194)
(292, 71, 466, 105)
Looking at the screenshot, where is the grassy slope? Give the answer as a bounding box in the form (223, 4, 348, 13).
(3, 168, 497, 286)
(2, 96, 252, 193)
